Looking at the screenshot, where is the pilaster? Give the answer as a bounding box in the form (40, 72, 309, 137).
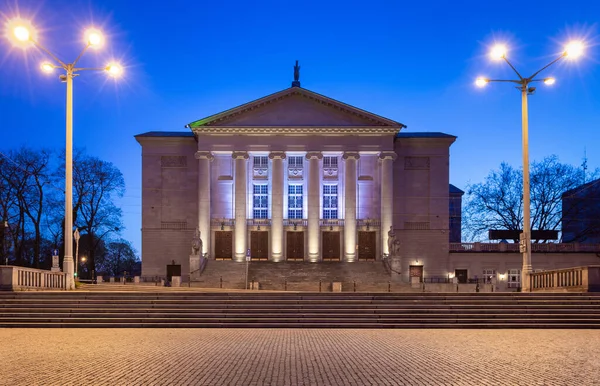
(379, 151, 397, 256)
(195, 151, 214, 258)
(343, 152, 360, 262)
(232, 151, 249, 261)
(269, 151, 286, 262)
(306, 151, 322, 262)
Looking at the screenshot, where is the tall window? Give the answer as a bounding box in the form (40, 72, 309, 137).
(323, 184, 338, 219)
(323, 156, 338, 168)
(288, 156, 303, 168)
(253, 184, 268, 219)
(288, 184, 303, 219)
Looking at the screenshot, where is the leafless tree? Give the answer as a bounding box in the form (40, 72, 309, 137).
(463, 155, 598, 242)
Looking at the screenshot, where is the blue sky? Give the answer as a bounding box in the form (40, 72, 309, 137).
(1, 0, 599, 254)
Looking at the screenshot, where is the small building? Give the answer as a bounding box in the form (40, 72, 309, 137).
(562, 178, 600, 243)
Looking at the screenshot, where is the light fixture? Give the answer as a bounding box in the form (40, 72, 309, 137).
(366, 221, 370, 231)
(490, 44, 507, 60)
(40, 62, 54, 73)
(84, 28, 104, 48)
(106, 62, 123, 78)
(293, 222, 297, 231)
(329, 225, 333, 231)
(6, 18, 36, 46)
(475, 77, 489, 87)
(564, 41, 584, 59)
(220, 222, 225, 231)
(543, 77, 556, 85)
(257, 224, 261, 231)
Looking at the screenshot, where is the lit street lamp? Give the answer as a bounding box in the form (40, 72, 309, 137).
(74, 228, 80, 279)
(5, 18, 123, 289)
(476, 41, 584, 291)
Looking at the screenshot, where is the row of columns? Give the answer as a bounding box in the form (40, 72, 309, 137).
(195, 150, 397, 261)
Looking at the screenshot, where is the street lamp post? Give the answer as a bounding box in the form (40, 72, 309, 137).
(5, 18, 123, 289)
(476, 41, 584, 291)
(245, 248, 251, 290)
(74, 228, 80, 279)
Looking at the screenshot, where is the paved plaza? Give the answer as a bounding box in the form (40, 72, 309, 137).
(0, 329, 598, 385)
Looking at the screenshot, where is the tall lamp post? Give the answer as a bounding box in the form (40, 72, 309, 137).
(476, 41, 584, 291)
(5, 18, 123, 289)
(74, 229, 80, 279)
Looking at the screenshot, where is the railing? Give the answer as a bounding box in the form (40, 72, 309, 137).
(320, 219, 345, 227)
(529, 266, 600, 292)
(0, 266, 67, 290)
(450, 242, 600, 253)
(247, 219, 271, 227)
(211, 218, 235, 227)
(283, 219, 308, 227)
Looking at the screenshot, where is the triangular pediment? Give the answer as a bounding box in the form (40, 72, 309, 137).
(187, 87, 404, 129)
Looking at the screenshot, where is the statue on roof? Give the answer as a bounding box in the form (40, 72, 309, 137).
(292, 60, 301, 87)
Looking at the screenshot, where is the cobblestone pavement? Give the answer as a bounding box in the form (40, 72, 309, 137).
(0, 329, 599, 386)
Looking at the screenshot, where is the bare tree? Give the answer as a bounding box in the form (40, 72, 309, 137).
(72, 153, 125, 276)
(97, 239, 139, 277)
(463, 155, 598, 242)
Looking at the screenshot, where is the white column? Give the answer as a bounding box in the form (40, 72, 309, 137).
(379, 151, 397, 256)
(343, 152, 360, 262)
(306, 152, 322, 262)
(233, 151, 249, 261)
(269, 151, 286, 262)
(194, 151, 213, 257)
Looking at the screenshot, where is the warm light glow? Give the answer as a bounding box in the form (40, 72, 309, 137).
(85, 28, 104, 48)
(475, 77, 489, 87)
(105, 62, 123, 77)
(544, 77, 556, 86)
(490, 44, 507, 60)
(564, 41, 584, 59)
(40, 62, 54, 73)
(81, 257, 87, 262)
(6, 18, 36, 46)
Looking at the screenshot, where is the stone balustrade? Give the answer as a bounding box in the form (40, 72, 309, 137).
(529, 266, 600, 292)
(450, 243, 600, 253)
(0, 266, 67, 291)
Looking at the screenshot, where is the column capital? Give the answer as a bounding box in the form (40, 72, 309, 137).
(269, 151, 287, 160)
(343, 151, 360, 160)
(232, 151, 249, 160)
(305, 151, 323, 160)
(194, 151, 214, 161)
(379, 151, 397, 161)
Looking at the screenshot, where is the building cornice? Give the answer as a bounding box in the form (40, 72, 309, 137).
(192, 126, 400, 136)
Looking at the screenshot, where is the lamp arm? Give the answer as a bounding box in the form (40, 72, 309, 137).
(73, 67, 107, 72)
(72, 44, 90, 67)
(487, 79, 522, 84)
(31, 40, 67, 68)
(502, 57, 524, 80)
(528, 54, 565, 81)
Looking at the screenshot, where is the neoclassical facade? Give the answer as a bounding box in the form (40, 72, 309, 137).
(136, 84, 456, 279)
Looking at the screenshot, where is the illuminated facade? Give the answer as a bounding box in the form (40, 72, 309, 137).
(135, 85, 456, 279)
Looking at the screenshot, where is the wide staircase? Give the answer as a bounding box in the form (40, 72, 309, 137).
(1, 291, 599, 328)
(247, 261, 397, 291)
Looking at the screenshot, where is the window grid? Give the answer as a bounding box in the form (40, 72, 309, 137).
(483, 269, 497, 283)
(508, 269, 521, 288)
(253, 184, 268, 219)
(323, 184, 338, 219)
(288, 156, 303, 168)
(288, 184, 303, 219)
(253, 156, 268, 168)
(323, 156, 338, 168)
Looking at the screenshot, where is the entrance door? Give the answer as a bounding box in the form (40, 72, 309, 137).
(286, 231, 304, 260)
(322, 231, 340, 261)
(251, 231, 269, 261)
(166, 264, 181, 282)
(455, 269, 468, 284)
(358, 231, 376, 261)
(215, 231, 233, 260)
(409, 265, 424, 283)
